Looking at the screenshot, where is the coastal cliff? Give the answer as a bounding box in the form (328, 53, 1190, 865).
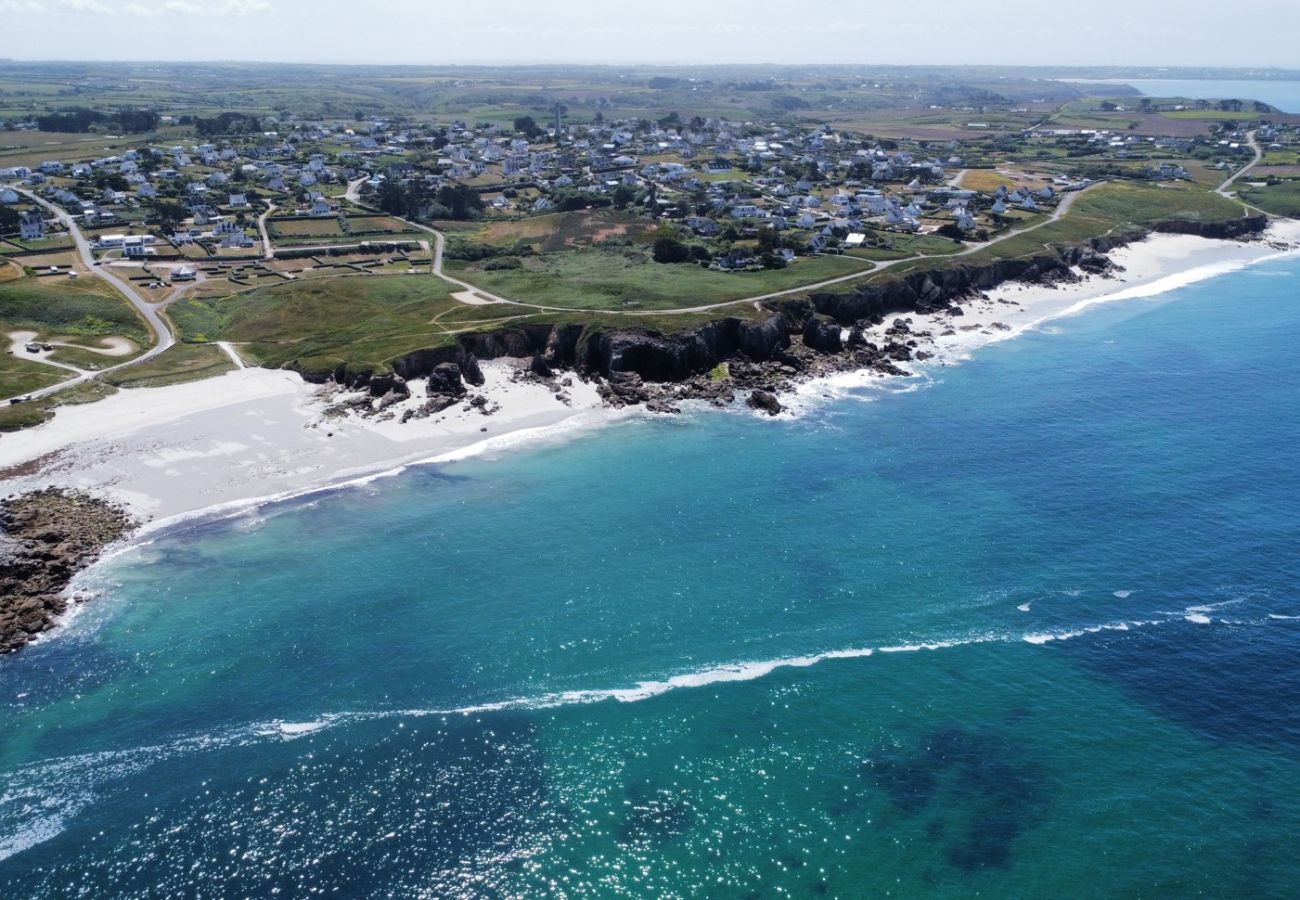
(302, 217, 1270, 408)
(0, 489, 136, 653)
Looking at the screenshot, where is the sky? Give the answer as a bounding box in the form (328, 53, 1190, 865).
(0, 0, 1296, 68)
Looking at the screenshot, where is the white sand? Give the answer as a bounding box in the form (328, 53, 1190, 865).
(0, 361, 611, 528)
(793, 220, 1300, 406)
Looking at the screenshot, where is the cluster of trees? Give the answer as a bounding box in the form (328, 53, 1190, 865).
(184, 112, 263, 137)
(513, 116, 545, 140)
(376, 180, 484, 220)
(35, 107, 159, 134)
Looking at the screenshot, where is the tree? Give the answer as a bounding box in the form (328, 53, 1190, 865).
(0, 205, 19, 235)
(149, 199, 189, 234)
(513, 116, 542, 140)
(611, 184, 636, 209)
(652, 235, 692, 263)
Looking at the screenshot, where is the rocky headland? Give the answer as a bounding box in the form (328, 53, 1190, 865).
(0, 489, 136, 653)
(306, 219, 1272, 420)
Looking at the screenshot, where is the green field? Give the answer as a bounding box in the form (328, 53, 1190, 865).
(168, 276, 524, 379)
(438, 209, 657, 254)
(1238, 180, 1300, 217)
(101, 342, 236, 388)
(0, 351, 67, 399)
(268, 218, 345, 238)
(446, 250, 871, 310)
(0, 273, 149, 346)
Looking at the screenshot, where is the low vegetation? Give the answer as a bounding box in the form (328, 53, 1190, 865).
(101, 342, 235, 388)
(1238, 180, 1300, 217)
(446, 250, 869, 310)
(168, 277, 511, 379)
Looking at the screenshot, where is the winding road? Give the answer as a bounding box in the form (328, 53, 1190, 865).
(6, 189, 176, 403)
(335, 170, 1103, 318)
(1216, 130, 1263, 197)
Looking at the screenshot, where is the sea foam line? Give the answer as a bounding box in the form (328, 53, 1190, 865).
(0, 609, 1256, 862)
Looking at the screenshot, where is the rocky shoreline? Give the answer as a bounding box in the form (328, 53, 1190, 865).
(0, 489, 136, 654)
(310, 218, 1273, 420)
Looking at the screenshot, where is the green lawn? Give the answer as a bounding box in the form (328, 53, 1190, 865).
(445, 249, 872, 310)
(1163, 109, 1259, 120)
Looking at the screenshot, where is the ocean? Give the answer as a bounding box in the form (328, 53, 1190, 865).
(1072, 78, 1300, 114)
(2, 254, 1300, 897)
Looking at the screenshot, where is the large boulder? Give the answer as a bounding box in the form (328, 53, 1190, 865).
(747, 390, 782, 416)
(428, 363, 467, 397)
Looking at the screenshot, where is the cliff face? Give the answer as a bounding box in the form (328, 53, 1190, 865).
(303, 216, 1267, 392)
(1152, 215, 1268, 241)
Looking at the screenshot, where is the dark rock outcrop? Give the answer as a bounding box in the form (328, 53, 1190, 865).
(746, 390, 782, 416)
(427, 363, 467, 397)
(802, 315, 843, 353)
(1, 490, 136, 655)
(307, 216, 1270, 417)
(1152, 215, 1267, 241)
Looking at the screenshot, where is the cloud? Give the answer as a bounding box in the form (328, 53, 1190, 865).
(0, 0, 42, 10)
(48, 0, 272, 15)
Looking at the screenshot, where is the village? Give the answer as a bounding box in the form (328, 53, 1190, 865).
(1, 66, 1298, 430)
(3, 98, 1291, 297)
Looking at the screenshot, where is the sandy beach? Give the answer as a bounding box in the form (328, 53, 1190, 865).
(3, 221, 1299, 529)
(0, 360, 614, 529)
(793, 219, 1300, 405)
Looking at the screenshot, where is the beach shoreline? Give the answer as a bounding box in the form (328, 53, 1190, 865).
(2, 220, 1299, 546)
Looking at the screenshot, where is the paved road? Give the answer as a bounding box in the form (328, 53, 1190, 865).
(1216, 130, 1263, 197)
(7, 189, 177, 403)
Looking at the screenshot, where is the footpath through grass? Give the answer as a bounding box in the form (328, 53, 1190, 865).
(446, 249, 871, 310)
(169, 276, 515, 378)
(1238, 181, 1300, 218)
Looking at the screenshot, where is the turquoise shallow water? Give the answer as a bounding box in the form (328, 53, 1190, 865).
(3, 256, 1300, 897)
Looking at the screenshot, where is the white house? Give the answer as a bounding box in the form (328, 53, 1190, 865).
(19, 210, 45, 241)
(310, 197, 333, 216)
(0, 187, 19, 204)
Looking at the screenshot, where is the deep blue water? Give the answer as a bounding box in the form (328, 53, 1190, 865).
(2, 255, 1300, 897)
